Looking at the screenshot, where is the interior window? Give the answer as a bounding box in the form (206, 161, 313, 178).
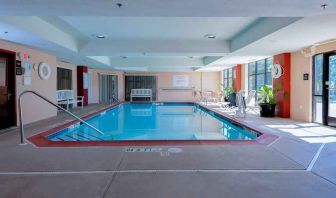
(57, 67, 73, 90)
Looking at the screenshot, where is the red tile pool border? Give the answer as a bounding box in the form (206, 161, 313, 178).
(27, 102, 278, 147)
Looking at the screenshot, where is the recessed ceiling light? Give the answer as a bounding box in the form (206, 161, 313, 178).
(204, 34, 216, 39)
(92, 34, 106, 39)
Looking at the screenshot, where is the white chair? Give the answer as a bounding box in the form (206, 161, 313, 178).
(130, 89, 152, 101)
(245, 90, 259, 112)
(56, 90, 84, 110)
(218, 90, 257, 113)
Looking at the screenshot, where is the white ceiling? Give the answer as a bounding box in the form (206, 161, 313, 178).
(209, 14, 336, 67)
(0, 1, 335, 72)
(0, 0, 335, 16)
(57, 17, 257, 40)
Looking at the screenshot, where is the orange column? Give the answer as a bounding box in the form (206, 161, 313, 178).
(273, 53, 291, 118)
(233, 64, 242, 91)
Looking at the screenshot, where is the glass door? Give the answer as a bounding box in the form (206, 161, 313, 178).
(99, 74, 118, 104)
(327, 54, 336, 126)
(313, 54, 324, 123)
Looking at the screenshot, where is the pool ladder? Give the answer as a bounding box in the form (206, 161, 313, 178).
(18, 90, 104, 145)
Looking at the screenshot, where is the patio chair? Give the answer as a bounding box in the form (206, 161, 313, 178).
(216, 91, 240, 111)
(56, 90, 84, 111)
(217, 90, 256, 114)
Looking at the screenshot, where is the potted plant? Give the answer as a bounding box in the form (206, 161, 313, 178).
(225, 87, 234, 101)
(220, 84, 230, 101)
(258, 85, 276, 117)
(220, 84, 236, 106)
(258, 83, 288, 117)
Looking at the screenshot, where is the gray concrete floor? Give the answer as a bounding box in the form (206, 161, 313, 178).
(0, 103, 336, 198)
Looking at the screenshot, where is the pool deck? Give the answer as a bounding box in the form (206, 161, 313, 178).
(1, 103, 336, 197)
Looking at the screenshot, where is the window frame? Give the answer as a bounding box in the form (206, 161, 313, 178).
(57, 67, 73, 90)
(248, 57, 273, 92)
(222, 68, 234, 88)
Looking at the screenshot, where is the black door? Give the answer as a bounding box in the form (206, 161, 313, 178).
(0, 52, 16, 130)
(325, 53, 336, 126)
(313, 52, 336, 126)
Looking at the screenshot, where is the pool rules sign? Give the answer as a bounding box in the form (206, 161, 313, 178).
(173, 75, 189, 87)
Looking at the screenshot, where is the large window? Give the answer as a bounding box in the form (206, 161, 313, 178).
(248, 58, 273, 91)
(57, 67, 72, 90)
(222, 68, 233, 88)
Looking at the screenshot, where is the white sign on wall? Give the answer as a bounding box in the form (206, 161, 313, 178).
(173, 75, 189, 87)
(23, 61, 32, 85)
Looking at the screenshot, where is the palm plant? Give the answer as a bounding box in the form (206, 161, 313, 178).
(257, 83, 288, 117)
(258, 85, 276, 104)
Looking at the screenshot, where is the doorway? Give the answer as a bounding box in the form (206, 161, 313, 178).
(99, 74, 118, 104)
(313, 52, 336, 126)
(0, 50, 16, 130)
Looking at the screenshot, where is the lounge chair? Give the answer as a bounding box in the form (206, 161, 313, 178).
(245, 90, 259, 113)
(215, 90, 258, 115)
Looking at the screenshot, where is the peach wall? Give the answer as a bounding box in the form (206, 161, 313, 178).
(290, 51, 312, 122)
(200, 72, 221, 93)
(291, 41, 336, 122)
(0, 40, 127, 125)
(156, 72, 220, 102)
(0, 39, 58, 125)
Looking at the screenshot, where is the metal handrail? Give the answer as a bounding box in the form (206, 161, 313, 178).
(112, 96, 120, 103)
(18, 90, 104, 145)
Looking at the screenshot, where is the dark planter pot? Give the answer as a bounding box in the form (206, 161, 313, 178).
(259, 103, 276, 117)
(228, 93, 236, 107)
(224, 97, 229, 102)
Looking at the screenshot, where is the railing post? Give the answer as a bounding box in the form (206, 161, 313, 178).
(18, 93, 27, 145)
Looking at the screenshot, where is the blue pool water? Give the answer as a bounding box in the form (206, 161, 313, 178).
(48, 103, 258, 141)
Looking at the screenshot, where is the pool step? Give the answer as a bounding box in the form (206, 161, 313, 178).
(50, 131, 104, 142)
(77, 131, 103, 141)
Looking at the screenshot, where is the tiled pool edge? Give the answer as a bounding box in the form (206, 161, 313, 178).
(27, 102, 278, 147)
